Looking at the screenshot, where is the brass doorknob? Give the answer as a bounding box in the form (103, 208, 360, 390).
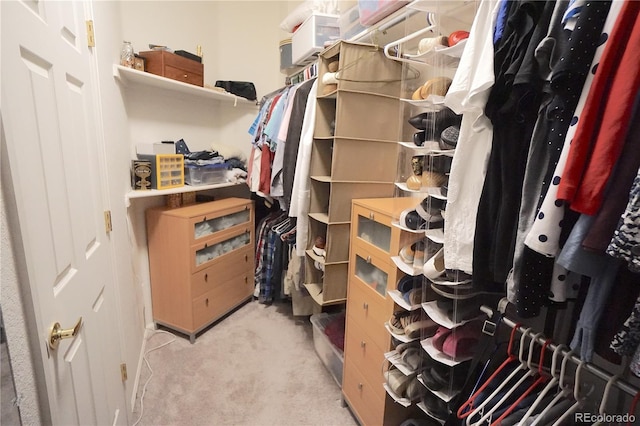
(48, 317, 82, 350)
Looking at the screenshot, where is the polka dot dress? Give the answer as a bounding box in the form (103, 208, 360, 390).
(512, 0, 615, 317)
(522, 1, 622, 307)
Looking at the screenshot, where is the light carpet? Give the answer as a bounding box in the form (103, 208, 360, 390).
(132, 300, 357, 426)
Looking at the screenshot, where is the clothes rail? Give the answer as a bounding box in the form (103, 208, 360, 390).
(480, 304, 640, 398)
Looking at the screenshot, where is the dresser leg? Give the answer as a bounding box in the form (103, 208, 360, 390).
(189, 334, 196, 344)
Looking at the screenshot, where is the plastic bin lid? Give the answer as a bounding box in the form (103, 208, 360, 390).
(184, 162, 229, 170)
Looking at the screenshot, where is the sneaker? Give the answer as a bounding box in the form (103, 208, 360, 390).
(312, 235, 326, 258)
(439, 125, 460, 150)
(423, 247, 445, 279)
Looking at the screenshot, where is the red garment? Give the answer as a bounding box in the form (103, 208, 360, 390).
(258, 143, 274, 195)
(557, 2, 640, 215)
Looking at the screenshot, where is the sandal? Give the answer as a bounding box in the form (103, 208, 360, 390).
(404, 317, 438, 340)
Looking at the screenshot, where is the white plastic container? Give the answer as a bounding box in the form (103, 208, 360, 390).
(292, 13, 340, 66)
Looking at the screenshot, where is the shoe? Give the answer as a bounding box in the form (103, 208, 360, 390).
(429, 274, 472, 286)
(448, 30, 470, 46)
(389, 311, 411, 335)
(435, 296, 485, 323)
(386, 367, 412, 397)
(419, 76, 452, 99)
(421, 392, 450, 421)
(400, 241, 425, 264)
(397, 274, 422, 293)
(442, 320, 482, 359)
(416, 196, 446, 221)
(312, 235, 326, 258)
(422, 362, 468, 392)
(431, 326, 452, 351)
(413, 131, 426, 146)
(399, 209, 427, 230)
(440, 125, 460, 150)
(423, 247, 445, 279)
(431, 282, 505, 300)
(421, 171, 448, 189)
(445, 269, 473, 281)
(403, 287, 425, 306)
(427, 155, 453, 174)
(408, 108, 461, 132)
(404, 317, 438, 340)
(399, 346, 424, 371)
(440, 181, 448, 197)
(406, 376, 428, 402)
(417, 36, 449, 54)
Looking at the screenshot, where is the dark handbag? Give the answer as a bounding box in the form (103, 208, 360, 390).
(214, 81, 257, 101)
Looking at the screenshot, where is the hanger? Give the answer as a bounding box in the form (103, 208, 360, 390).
(592, 374, 620, 426)
(517, 343, 568, 424)
(468, 330, 544, 426)
(490, 337, 551, 425)
(530, 348, 577, 426)
(463, 327, 534, 425)
(457, 323, 523, 419)
(553, 360, 595, 425)
(626, 390, 640, 426)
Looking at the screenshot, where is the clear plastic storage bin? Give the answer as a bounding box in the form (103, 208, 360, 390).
(310, 312, 345, 387)
(184, 163, 229, 186)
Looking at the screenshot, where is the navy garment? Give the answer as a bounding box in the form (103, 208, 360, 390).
(473, 0, 547, 292)
(281, 78, 316, 212)
(515, 0, 612, 317)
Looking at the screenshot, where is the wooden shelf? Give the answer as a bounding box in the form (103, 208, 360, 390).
(125, 181, 241, 207)
(113, 65, 257, 108)
(303, 283, 346, 306)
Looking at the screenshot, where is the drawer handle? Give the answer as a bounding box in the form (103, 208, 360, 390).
(362, 302, 368, 310)
(358, 383, 363, 390)
(204, 273, 208, 282)
(369, 212, 374, 220)
(366, 256, 371, 264)
(245, 254, 248, 262)
(360, 340, 366, 349)
(244, 276, 248, 284)
(204, 243, 208, 248)
(205, 298, 209, 307)
(183, 74, 188, 79)
(203, 216, 207, 221)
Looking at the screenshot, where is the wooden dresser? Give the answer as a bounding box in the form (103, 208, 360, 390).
(138, 50, 204, 87)
(343, 197, 421, 425)
(146, 198, 254, 342)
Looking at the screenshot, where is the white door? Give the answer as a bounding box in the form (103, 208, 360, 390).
(1, 1, 128, 424)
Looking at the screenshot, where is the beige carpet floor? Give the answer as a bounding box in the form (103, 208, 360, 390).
(132, 300, 357, 426)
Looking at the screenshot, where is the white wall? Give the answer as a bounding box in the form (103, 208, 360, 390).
(117, 1, 298, 334)
(1, 1, 299, 422)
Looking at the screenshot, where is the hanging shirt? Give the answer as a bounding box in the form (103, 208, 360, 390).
(557, 1, 640, 215)
(290, 80, 318, 257)
(442, 0, 501, 274)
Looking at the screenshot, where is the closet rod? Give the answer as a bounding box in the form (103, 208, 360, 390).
(480, 304, 640, 398)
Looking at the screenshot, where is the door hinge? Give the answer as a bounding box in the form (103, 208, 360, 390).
(104, 210, 112, 233)
(86, 20, 95, 47)
(120, 363, 128, 382)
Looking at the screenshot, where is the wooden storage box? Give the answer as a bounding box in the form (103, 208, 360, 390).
(138, 50, 204, 87)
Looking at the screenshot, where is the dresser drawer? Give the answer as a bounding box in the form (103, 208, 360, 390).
(189, 203, 252, 245)
(344, 319, 386, 398)
(192, 273, 253, 330)
(191, 229, 252, 273)
(138, 50, 203, 87)
(347, 278, 391, 352)
(191, 246, 253, 298)
(343, 359, 385, 426)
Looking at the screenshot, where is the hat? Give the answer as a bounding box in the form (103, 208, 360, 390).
(442, 320, 482, 360)
(399, 209, 427, 230)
